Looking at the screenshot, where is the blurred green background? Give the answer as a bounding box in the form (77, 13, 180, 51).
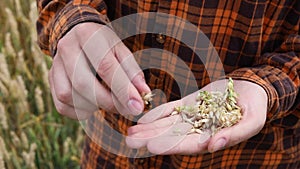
(0, 1, 84, 168)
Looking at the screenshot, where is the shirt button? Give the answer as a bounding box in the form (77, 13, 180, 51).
(137, 159, 145, 164)
(155, 33, 166, 44)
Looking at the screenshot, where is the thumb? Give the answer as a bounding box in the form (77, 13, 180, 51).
(207, 106, 266, 153)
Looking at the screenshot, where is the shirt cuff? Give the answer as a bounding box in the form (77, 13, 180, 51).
(49, 3, 110, 56)
(227, 68, 279, 121)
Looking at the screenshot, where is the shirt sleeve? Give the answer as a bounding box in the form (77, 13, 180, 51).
(36, 0, 110, 56)
(228, 33, 300, 122)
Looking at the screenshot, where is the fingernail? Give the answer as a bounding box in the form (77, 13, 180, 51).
(211, 138, 226, 152)
(128, 99, 143, 115)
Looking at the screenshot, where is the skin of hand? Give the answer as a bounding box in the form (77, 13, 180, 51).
(49, 22, 151, 120)
(126, 79, 268, 154)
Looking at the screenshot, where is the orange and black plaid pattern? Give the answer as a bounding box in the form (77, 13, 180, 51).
(36, 0, 300, 168)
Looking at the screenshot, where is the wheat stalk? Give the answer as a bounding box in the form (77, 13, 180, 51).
(0, 1, 83, 168)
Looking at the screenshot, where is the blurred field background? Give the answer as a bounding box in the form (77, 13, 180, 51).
(0, 0, 84, 168)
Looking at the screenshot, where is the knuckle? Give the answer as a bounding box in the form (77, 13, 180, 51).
(97, 56, 115, 77)
(73, 23, 99, 42)
(132, 71, 144, 82)
(137, 71, 145, 79)
(56, 38, 68, 54)
(56, 89, 72, 104)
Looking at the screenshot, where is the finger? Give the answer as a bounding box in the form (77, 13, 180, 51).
(126, 125, 171, 149)
(49, 69, 92, 120)
(138, 100, 182, 124)
(81, 26, 144, 115)
(126, 123, 192, 149)
(68, 51, 115, 111)
(138, 89, 203, 124)
(57, 40, 115, 112)
(101, 51, 144, 115)
(207, 104, 265, 153)
(111, 94, 135, 116)
(52, 87, 93, 120)
(52, 55, 97, 112)
(148, 132, 210, 155)
(128, 115, 181, 135)
(114, 42, 151, 93)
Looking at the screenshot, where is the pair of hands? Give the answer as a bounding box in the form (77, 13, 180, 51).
(49, 22, 268, 154)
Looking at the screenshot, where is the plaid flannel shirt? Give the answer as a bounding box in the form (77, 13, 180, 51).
(36, 0, 300, 168)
